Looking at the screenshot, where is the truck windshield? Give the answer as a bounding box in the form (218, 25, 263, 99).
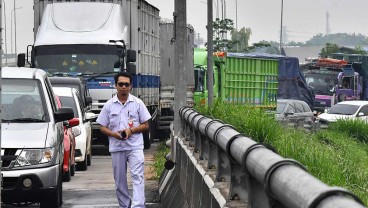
(194, 67, 205, 92)
(34, 45, 119, 76)
(305, 73, 337, 95)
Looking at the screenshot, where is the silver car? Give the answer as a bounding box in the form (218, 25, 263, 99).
(276, 99, 314, 126)
(1, 67, 74, 207)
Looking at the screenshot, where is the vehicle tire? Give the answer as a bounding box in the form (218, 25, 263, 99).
(40, 165, 62, 208)
(143, 130, 151, 150)
(87, 152, 92, 166)
(70, 163, 75, 176)
(62, 157, 71, 182)
(77, 152, 88, 171)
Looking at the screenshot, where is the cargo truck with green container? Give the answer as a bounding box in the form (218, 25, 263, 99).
(194, 49, 278, 108)
(194, 49, 315, 110)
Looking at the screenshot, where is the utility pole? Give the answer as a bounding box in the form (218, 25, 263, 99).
(207, 0, 214, 105)
(14, 0, 17, 55)
(173, 0, 187, 138)
(1, 0, 3, 203)
(280, 0, 284, 54)
(3, 0, 7, 64)
(235, 0, 238, 51)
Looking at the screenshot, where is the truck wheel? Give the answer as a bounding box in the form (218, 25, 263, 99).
(41, 166, 62, 208)
(143, 130, 151, 149)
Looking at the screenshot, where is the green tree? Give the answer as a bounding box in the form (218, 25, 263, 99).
(230, 27, 252, 52)
(320, 43, 340, 58)
(306, 33, 368, 46)
(353, 46, 367, 55)
(213, 18, 235, 51)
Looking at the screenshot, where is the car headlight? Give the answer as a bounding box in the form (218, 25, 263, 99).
(14, 147, 55, 167)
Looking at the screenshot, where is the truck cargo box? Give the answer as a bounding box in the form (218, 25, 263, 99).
(232, 53, 315, 109)
(224, 53, 279, 108)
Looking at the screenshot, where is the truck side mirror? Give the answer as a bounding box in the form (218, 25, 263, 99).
(17, 53, 26, 67)
(127, 49, 136, 63)
(126, 63, 136, 76)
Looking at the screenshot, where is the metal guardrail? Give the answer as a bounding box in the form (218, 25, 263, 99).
(178, 106, 366, 208)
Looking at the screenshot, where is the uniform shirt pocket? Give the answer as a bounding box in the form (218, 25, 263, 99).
(108, 113, 119, 130)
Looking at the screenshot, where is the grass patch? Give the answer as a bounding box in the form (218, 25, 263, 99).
(195, 101, 368, 204)
(150, 141, 170, 180)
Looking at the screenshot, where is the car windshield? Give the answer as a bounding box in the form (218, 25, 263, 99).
(328, 104, 360, 115)
(1, 79, 47, 122)
(58, 96, 79, 118)
(276, 102, 287, 114)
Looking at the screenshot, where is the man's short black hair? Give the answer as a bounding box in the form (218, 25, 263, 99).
(114, 71, 132, 84)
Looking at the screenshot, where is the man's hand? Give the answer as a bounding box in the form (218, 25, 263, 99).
(112, 131, 124, 140)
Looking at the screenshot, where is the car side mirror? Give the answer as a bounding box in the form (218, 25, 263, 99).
(55, 107, 74, 122)
(285, 111, 295, 116)
(85, 112, 96, 121)
(358, 112, 365, 117)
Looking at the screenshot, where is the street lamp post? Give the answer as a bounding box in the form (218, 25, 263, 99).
(235, 0, 237, 30)
(3, 0, 8, 64)
(10, 6, 21, 55)
(235, 0, 238, 51)
(280, 0, 284, 54)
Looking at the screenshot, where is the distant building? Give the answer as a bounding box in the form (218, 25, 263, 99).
(194, 32, 205, 48)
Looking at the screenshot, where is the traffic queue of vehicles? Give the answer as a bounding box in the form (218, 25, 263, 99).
(1, 67, 75, 207)
(1, 67, 96, 207)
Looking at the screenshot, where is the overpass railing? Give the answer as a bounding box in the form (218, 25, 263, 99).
(178, 106, 365, 208)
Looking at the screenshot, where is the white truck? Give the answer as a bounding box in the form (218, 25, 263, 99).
(22, 0, 160, 148)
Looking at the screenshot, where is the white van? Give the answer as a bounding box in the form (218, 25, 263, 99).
(1, 67, 74, 207)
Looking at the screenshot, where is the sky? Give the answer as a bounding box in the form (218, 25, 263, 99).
(3, 0, 368, 55)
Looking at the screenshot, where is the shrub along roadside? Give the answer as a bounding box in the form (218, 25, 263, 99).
(150, 141, 170, 180)
(195, 101, 368, 205)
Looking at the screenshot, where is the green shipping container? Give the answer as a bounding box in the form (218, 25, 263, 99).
(222, 54, 278, 109)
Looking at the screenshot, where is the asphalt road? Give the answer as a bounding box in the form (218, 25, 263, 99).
(3, 143, 161, 208)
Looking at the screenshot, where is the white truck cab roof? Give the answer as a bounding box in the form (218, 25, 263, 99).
(35, 2, 127, 46)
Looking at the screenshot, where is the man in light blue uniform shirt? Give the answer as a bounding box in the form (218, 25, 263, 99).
(97, 71, 151, 208)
